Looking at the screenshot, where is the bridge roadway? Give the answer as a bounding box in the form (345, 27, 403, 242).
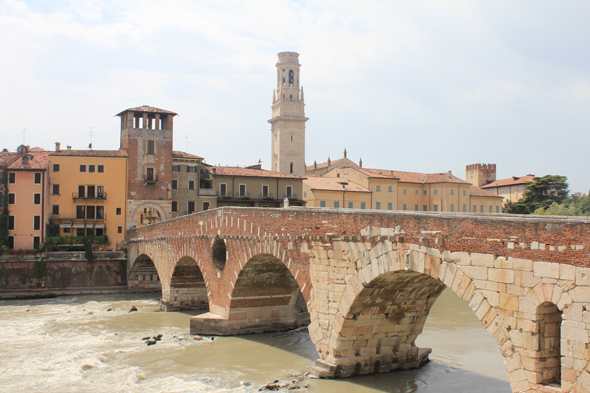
(127, 207, 590, 393)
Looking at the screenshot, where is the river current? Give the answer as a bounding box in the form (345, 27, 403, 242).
(0, 289, 510, 392)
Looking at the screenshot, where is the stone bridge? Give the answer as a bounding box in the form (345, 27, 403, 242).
(126, 207, 590, 393)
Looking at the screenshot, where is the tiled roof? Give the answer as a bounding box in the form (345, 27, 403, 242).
(209, 166, 305, 179)
(481, 175, 535, 189)
(304, 177, 370, 192)
(173, 151, 203, 159)
(0, 150, 18, 167)
(50, 150, 127, 157)
(116, 105, 178, 116)
(7, 150, 50, 170)
(351, 167, 469, 184)
(470, 185, 504, 198)
(306, 157, 359, 170)
(423, 172, 470, 184)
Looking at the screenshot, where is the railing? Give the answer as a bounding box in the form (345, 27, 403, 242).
(143, 175, 158, 184)
(72, 192, 107, 201)
(199, 188, 217, 197)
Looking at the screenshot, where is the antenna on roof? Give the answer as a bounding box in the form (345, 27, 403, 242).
(90, 127, 95, 150)
(22, 129, 27, 145)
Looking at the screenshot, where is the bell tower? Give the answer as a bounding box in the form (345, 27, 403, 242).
(268, 52, 308, 176)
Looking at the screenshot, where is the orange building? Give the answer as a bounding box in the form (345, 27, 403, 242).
(5, 146, 50, 250)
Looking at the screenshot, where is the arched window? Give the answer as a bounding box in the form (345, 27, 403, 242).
(289, 70, 294, 84)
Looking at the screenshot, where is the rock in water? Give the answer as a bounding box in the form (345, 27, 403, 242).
(129, 306, 138, 313)
(193, 335, 203, 340)
(146, 340, 157, 346)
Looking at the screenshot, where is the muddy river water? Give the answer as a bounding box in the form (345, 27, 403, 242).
(0, 289, 510, 392)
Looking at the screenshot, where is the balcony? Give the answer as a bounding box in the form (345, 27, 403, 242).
(73, 192, 107, 201)
(143, 175, 158, 185)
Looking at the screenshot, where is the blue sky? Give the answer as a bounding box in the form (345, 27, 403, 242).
(2, 0, 589, 193)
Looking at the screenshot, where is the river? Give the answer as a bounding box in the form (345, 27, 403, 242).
(0, 289, 510, 392)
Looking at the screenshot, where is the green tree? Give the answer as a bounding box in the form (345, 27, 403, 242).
(503, 175, 569, 215)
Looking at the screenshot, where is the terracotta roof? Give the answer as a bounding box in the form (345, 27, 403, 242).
(423, 172, 470, 184)
(7, 150, 50, 170)
(116, 105, 178, 117)
(306, 157, 359, 171)
(173, 151, 203, 160)
(481, 175, 535, 189)
(351, 167, 469, 184)
(50, 150, 127, 157)
(470, 185, 504, 198)
(304, 177, 370, 192)
(0, 150, 18, 167)
(209, 166, 305, 179)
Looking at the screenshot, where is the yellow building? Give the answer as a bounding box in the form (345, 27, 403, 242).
(303, 177, 371, 209)
(305, 162, 503, 213)
(48, 148, 128, 250)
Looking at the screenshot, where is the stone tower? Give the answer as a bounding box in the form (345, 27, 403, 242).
(269, 52, 308, 176)
(117, 105, 176, 229)
(465, 163, 496, 187)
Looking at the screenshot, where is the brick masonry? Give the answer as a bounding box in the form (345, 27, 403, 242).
(127, 207, 590, 393)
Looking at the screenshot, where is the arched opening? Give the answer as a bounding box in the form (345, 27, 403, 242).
(537, 302, 562, 386)
(228, 253, 308, 333)
(169, 257, 208, 310)
(128, 254, 161, 293)
(211, 236, 226, 270)
(327, 270, 447, 377)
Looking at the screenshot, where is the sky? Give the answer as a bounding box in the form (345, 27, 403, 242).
(1, 0, 589, 193)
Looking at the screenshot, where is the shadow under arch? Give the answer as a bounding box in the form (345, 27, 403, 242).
(227, 253, 309, 334)
(166, 256, 209, 311)
(128, 253, 162, 294)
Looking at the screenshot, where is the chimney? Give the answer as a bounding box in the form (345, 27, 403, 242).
(67, 145, 72, 151)
(448, 170, 452, 175)
(55, 142, 61, 152)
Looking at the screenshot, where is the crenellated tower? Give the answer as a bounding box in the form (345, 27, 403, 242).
(268, 52, 308, 176)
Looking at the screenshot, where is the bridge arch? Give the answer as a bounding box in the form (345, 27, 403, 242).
(128, 253, 162, 294)
(167, 256, 209, 310)
(225, 253, 309, 334)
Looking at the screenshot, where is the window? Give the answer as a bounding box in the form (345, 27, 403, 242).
(52, 184, 60, 195)
(146, 168, 154, 181)
(33, 216, 40, 231)
(403, 188, 407, 195)
(88, 165, 95, 173)
(388, 203, 392, 210)
(403, 204, 407, 210)
(34, 173, 41, 184)
(171, 201, 177, 212)
(86, 206, 95, 219)
(286, 186, 292, 198)
(188, 181, 195, 190)
(147, 140, 155, 154)
(7, 236, 14, 249)
(118, 226, 122, 234)
(262, 185, 269, 197)
(239, 184, 246, 197)
(360, 202, 366, 209)
(376, 202, 381, 210)
(451, 204, 455, 212)
(8, 173, 15, 184)
(348, 202, 354, 209)
(78, 185, 85, 198)
(53, 164, 60, 172)
(52, 205, 59, 215)
(320, 201, 326, 207)
(433, 189, 438, 195)
(87, 185, 95, 199)
(172, 165, 180, 172)
(172, 180, 177, 189)
(376, 185, 381, 192)
(96, 206, 104, 219)
(388, 186, 393, 192)
(187, 166, 197, 173)
(97, 186, 104, 198)
(473, 205, 477, 212)
(34, 194, 41, 205)
(451, 189, 455, 195)
(97, 165, 104, 173)
(290, 163, 293, 174)
(33, 237, 40, 250)
(433, 205, 439, 212)
(415, 204, 419, 211)
(8, 216, 14, 230)
(423, 190, 427, 195)
(76, 206, 85, 219)
(96, 228, 104, 237)
(80, 165, 86, 172)
(86, 228, 95, 237)
(116, 208, 121, 215)
(480, 205, 484, 213)
(188, 201, 195, 214)
(220, 184, 227, 196)
(496, 206, 500, 213)
(423, 205, 427, 211)
(415, 189, 419, 195)
(63, 227, 71, 234)
(463, 205, 467, 212)
(489, 206, 493, 213)
(463, 190, 467, 196)
(8, 193, 14, 204)
(203, 202, 210, 210)
(334, 201, 340, 208)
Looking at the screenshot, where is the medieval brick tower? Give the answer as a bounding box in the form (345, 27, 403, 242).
(269, 52, 308, 176)
(117, 105, 176, 229)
